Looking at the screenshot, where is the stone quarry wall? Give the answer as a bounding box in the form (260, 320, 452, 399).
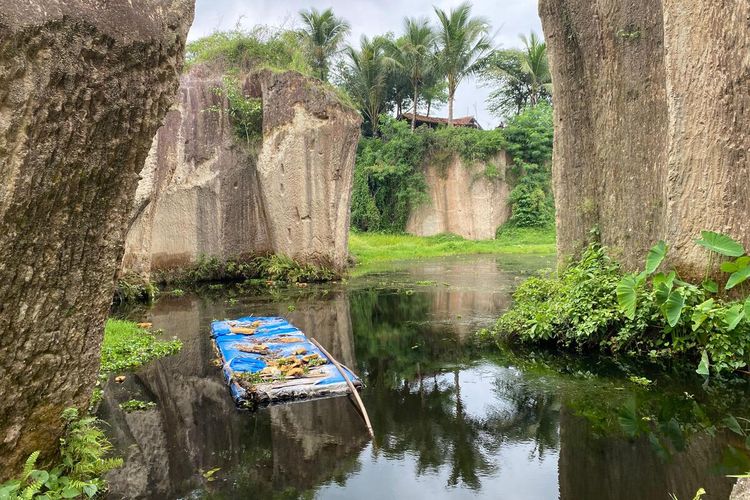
(0, 0, 194, 476)
(122, 67, 361, 277)
(540, 0, 749, 275)
(406, 152, 513, 240)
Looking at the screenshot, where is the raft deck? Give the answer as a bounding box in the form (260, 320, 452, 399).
(211, 316, 362, 407)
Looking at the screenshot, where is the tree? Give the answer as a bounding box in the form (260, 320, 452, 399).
(433, 2, 492, 126)
(298, 7, 350, 82)
(388, 18, 437, 130)
(482, 49, 532, 117)
(342, 35, 397, 136)
(519, 32, 552, 106)
(481, 33, 552, 119)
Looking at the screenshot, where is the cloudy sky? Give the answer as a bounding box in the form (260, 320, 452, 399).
(189, 0, 542, 129)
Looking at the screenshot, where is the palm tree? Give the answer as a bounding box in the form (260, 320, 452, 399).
(344, 36, 397, 136)
(434, 2, 492, 126)
(298, 7, 350, 82)
(388, 18, 437, 130)
(518, 32, 552, 106)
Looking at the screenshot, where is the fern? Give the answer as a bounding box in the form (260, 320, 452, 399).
(0, 408, 122, 499)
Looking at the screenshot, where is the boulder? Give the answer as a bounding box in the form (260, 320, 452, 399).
(407, 152, 512, 240)
(0, 0, 194, 477)
(540, 0, 749, 274)
(121, 67, 361, 277)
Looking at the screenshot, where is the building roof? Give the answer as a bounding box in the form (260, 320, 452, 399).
(400, 112, 482, 129)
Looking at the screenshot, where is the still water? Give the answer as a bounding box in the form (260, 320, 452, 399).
(102, 255, 750, 499)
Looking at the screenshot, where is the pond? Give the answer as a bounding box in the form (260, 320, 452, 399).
(101, 254, 750, 499)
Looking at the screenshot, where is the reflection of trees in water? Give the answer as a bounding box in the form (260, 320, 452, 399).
(486, 370, 560, 461)
(367, 370, 497, 490)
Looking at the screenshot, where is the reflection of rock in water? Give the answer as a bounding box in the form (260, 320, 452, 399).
(286, 293, 356, 368)
(558, 408, 735, 500)
(104, 292, 365, 499)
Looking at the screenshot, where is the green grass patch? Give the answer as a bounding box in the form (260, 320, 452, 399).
(101, 320, 182, 374)
(349, 227, 555, 269)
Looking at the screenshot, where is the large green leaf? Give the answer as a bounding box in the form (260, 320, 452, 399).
(724, 304, 745, 331)
(691, 298, 715, 331)
(726, 265, 750, 290)
(617, 275, 638, 320)
(696, 350, 710, 376)
(701, 280, 719, 293)
(660, 290, 685, 327)
(745, 296, 750, 320)
(694, 230, 745, 257)
(645, 240, 668, 274)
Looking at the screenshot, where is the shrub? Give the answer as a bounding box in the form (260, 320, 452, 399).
(492, 233, 750, 375)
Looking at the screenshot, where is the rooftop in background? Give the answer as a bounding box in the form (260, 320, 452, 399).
(399, 112, 483, 130)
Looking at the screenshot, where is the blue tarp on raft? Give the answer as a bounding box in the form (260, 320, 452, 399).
(211, 316, 362, 406)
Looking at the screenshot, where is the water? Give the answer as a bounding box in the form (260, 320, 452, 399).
(101, 254, 750, 499)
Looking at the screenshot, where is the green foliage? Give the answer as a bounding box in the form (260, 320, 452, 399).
(298, 7, 351, 81)
(101, 320, 182, 374)
(262, 255, 338, 283)
(0, 409, 122, 500)
(118, 400, 156, 413)
(501, 103, 555, 229)
(351, 116, 509, 233)
(186, 26, 311, 74)
(351, 117, 430, 232)
(433, 2, 492, 122)
(349, 228, 555, 270)
(213, 75, 263, 146)
(114, 275, 158, 304)
(503, 102, 553, 165)
(695, 230, 745, 257)
(493, 232, 750, 376)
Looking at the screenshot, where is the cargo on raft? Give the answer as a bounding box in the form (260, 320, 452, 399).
(211, 316, 363, 408)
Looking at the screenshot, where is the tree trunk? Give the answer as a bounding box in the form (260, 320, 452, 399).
(448, 92, 455, 127)
(540, 0, 748, 276)
(0, 0, 194, 478)
(412, 84, 419, 131)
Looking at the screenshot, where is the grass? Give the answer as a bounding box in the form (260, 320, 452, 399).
(101, 320, 182, 374)
(349, 227, 555, 269)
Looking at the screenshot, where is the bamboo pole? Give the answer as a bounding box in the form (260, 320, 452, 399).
(310, 338, 374, 439)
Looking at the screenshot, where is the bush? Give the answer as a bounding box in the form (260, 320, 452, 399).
(492, 234, 750, 376)
(186, 26, 311, 74)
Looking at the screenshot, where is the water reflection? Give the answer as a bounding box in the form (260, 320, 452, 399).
(102, 255, 750, 499)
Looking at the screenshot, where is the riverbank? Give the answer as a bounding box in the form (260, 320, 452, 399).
(348, 227, 555, 269)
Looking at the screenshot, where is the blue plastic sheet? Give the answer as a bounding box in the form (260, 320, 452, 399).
(211, 316, 361, 406)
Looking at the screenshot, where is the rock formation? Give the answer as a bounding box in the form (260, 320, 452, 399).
(121, 66, 361, 278)
(540, 0, 749, 275)
(0, 0, 194, 477)
(406, 152, 512, 240)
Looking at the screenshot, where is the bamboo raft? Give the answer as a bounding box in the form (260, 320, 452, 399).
(211, 316, 363, 408)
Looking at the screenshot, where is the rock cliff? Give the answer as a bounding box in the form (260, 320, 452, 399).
(540, 0, 749, 275)
(121, 66, 361, 278)
(0, 0, 194, 476)
(406, 152, 512, 240)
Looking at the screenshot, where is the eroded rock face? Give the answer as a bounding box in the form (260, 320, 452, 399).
(406, 153, 512, 240)
(0, 0, 194, 477)
(121, 67, 361, 277)
(540, 0, 749, 275)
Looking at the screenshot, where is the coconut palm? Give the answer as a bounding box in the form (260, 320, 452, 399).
(298, 7, 350, 81)
(519, 32, 552, 106)
(388, 18, 437, 130)
(343, 35, 397, 136)
(433, 2, 492, 126)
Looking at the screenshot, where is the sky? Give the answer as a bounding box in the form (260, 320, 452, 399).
(189, 0, 543, 129)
